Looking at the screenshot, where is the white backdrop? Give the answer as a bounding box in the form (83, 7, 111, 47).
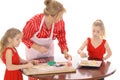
(0, 0, 120, 80)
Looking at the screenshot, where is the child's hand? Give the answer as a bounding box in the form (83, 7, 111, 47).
(77, 49, 81, 54)
(26, 62, 34, 68)
(80, 52, 87, 58)
(29, 60, 39, 65)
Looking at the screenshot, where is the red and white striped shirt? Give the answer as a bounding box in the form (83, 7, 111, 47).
(22, 13, 68, 53)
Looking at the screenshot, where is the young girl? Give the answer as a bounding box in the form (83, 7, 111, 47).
(77, 19, 112, 61)
(0, 28, 34, 80)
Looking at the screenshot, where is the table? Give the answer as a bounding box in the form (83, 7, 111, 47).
(23, 57, 116, 80)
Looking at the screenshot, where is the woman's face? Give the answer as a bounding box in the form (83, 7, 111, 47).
(92, 26, 102, 38)
(45, 11, 64, 24)
(53, 11, 64, 23)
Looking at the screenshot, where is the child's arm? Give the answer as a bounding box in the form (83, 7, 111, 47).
(6, 49, 33, 70)
(77, 40, 87, 53)
(77, 40, 88, 58)
(19, 57, 28, 64)
(104, 42, 112, 60)
(19, 57, 38, 65)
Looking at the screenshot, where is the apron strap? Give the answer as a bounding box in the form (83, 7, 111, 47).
(34, 16, 54, 39)
(35, 16, 45, 35)
(50, 23, 54, 38)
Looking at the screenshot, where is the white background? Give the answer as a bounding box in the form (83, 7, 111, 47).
(0, 0, 120, 80)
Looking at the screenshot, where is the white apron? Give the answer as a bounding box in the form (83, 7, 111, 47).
(25, 16, 54, 60)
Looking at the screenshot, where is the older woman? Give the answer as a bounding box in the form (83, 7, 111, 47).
(22, 0, 71, 80)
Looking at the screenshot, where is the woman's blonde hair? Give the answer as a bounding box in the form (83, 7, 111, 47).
(44, 0, 66, 17)
(0, 28, 21, 58)
(92, 19, 106, 39)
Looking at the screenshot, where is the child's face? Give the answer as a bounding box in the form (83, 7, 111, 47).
(92, 26, 102, 38)
(11, 33, 22, 47)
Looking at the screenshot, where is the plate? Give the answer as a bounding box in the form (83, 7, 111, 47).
(79, 60, 102, 68)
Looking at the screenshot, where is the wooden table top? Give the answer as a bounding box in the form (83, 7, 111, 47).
(23, 57, 116, 80)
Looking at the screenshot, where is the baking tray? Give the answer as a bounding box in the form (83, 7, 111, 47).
(79, 60, 102, 68)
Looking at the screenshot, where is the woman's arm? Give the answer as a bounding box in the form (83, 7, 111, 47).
(22, 19, 37, 48)
(56, 20, 71, 59)
(22, 14, 43, 48)
(22, 14, 48, 53)
(56, 20, 68, 54)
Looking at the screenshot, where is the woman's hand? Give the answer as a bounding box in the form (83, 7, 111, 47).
(64, 53, 72, 60)
(103, 57, 107, 60)
(32, 43, 48, 53)
(39, 46, 48, 53)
